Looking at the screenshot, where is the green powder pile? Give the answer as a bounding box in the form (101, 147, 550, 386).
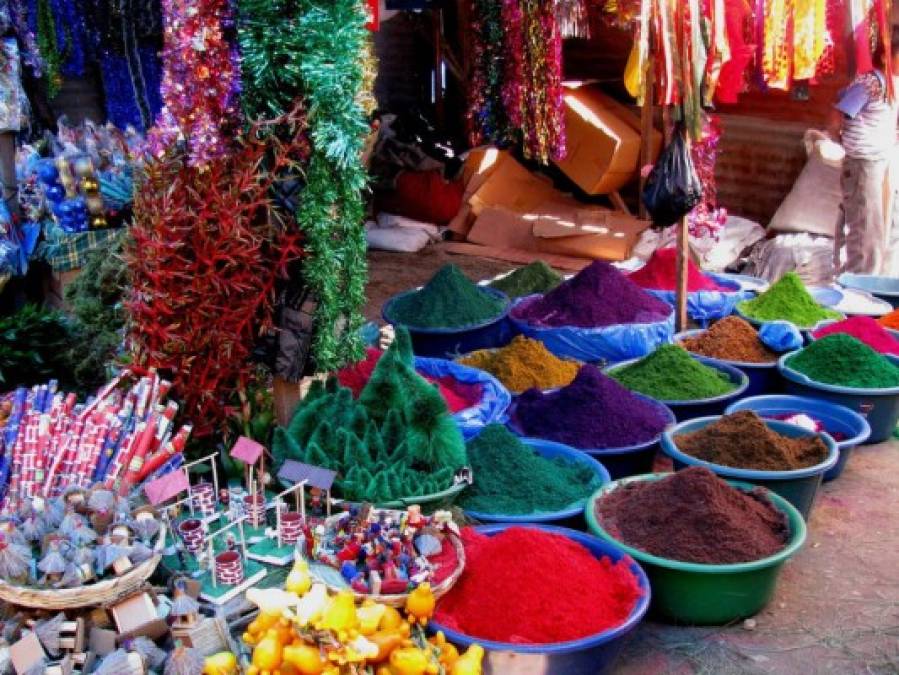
(786, 334, 899, 389)
(487, 261, 563, 300)
(459, 425, 600, 515)
(390, 264, 507, 329)
(736, 272, 841, 328)
(610, 344, 737, 401)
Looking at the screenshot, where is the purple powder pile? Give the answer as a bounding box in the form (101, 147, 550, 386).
(511, 261, 672, 328)
(510, 365, 671, 449)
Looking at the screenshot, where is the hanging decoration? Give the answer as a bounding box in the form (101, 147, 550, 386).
(48, 0, 90, 78)
(467, 0, 515, 146)
(34, 0, 62, 97)
(793, 0, 827, 81)
(814, 0, 843, 79)
(687, 113, 726, 240)
(717, 0, 754, 103)
(555, 0, 591, 39)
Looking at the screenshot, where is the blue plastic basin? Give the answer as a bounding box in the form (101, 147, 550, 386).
(838, 273, 899, 309)
(808, 286, 844, 308)
(725, 395, 871, 481)
(431, 524, 651, 675)
(462, 438, 610, 526)
(605, 357, 750, 422)
(662, 416, 839, 518)
(674, 329, 781, 398)
(382, 287, 512, 359)
(778, 351, 899, 443)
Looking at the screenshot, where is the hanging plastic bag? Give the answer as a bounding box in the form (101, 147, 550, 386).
(642, 126, 703, 228)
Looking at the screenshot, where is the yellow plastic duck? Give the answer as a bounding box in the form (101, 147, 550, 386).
(282, 643, 326, 675)
(357, 601, 388, 635)
(405, 583, 436, 625)
(202, 652, 238, 675)
(285, 557, 313, 596)
(387, 646, 439, 675)
(430, 631, 458, 669)
(295, 583, 329, 626)
(317, 590, 359, 639)
(250, 628, 283, 672)
(451, 645, 485, 675)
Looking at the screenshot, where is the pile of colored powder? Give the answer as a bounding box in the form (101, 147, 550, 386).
(680, 316, 777, 363)
(674, 410, 828, 471)
(337, 348, 482, 412)
(458, 336, 579, 394)
(785, 334, 899, 389)
(629, 248, 727, 292)
(512, 260, 671, 328)
(609, 344, 737, 401)
(459, 425, 599, 515)
(487, 260, 563, 299)
(879, 308, 899, 330)
(595, 467, 789, 564)
(434, 526, 643, 644)
(812, 316, 899, 355)
(736, 272, 841, 327)
(510, 365, 670, 449)
(389, 264, 506, 329)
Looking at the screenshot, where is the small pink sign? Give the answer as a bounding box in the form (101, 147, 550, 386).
(143, 469, 190, 505)
(231, 436, 264, 465)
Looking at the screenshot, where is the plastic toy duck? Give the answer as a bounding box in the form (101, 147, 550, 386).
(285, 556, 313, 596)
(250, 629, 283, 671)
(202, 652, 238, 674)
(404, 583, 435, 624)
(356, 601, 387, 635)
(295, 583, 329, 626)
(451, 645, 485, 675)
(387, 646, 438, 675)
(317, 589, 359, 639)
(282, 643, 326, 674)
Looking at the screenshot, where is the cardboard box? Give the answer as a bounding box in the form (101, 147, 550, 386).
(468, 152, 557, 217)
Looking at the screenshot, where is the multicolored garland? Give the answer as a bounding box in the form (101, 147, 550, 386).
(687, 113, 726, 240)
(467, 0, 514, 147)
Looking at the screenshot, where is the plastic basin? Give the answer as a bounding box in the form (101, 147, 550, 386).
(838, 272, 899, 309)
(706, 272, 769, 294)
(661, 416, 838, 518)
(777, 352, 899, 443)
(585, 474, 807, 625)
(605, 357, 750, 422)
(431, 524, 651, 675)
(382, 287, 512, 359)
(725, 395, 871, 481)
(674, 329, 781, 398)
(506, 394, 677, 480)
(462, 438, 611, 527)
(808, 286, 844, 308)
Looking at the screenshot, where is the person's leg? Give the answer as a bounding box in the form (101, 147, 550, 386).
(836, 158, 859, 275)
(844, 158, 889, 274)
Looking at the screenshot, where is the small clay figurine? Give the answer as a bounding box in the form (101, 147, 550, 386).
(38, 538, 68, 584)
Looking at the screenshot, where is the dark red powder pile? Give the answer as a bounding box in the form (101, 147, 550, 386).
(337, 348, 482, 413)
(629, 247, 727, 292)
(512, 260, 672, 328)
(595, 467, 789, 564)
(510, 365, 671, 449)
(434, 526, 643, 644)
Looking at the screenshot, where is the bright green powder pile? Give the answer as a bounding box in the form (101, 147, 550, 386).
(610, 344, 737, 401)
(459, 425, 600, 515)
(390, 264, 506, 329)
(786, 334, 899, 389)
(736, 272, 841, 328)
(487, 261, 563, 300)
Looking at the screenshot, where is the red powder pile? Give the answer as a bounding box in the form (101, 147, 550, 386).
(337, 349, 481, 413)
(434, 527, 643, 644)
(629, 248, 727, 292)
(811, 316, 899, 355)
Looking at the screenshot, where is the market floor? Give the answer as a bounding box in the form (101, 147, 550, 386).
(366, 247, 899, 675)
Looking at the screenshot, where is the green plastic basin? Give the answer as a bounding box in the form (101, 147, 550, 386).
(585, 473, 807, 625)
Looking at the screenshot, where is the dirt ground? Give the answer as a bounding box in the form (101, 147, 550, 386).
(366, 246, 899, 675)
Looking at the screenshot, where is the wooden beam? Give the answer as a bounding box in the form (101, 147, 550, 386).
(638, 58, 655, 220)
(675, 214, 689, 332)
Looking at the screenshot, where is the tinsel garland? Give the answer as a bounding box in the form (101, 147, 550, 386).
(34, 0, 61, 97)
(9, 0, 42, 77)
(49, 0, 90, 78)
(467, 0, 514, 146)
(687, 113, 726, 240)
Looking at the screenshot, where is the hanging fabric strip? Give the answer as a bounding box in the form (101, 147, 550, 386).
(554, 0, 590, 39)
(814, 0, 841, 79)
(624, 0, 651, 101)
(703, 0, 729, 105)
(793, 0, 827, 80)
(716, 0, 753, 103)
(848, 0, 873, 75)
(761, 0, 793, 89)
(657, 0, 677, 105)
(874, 0, 892, 98)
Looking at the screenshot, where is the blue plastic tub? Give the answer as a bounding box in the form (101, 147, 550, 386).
(838, 273, 899, 309)
(778, 352, 899, 443)
(674, 329, 781, 398)
(725, 395, 871, 481)
(808, 286, 844, 308)
(462, 438, 610, 526)
(382, 287, 511, 359)
(506, 394, 677, 480)
(662, 416, 839, 518)
(605, 358, 750, 422)
(706, 272, 768, 294)
(431, 524, 650, 675)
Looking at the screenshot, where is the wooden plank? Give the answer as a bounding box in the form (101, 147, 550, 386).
(675, 215, 689, 332)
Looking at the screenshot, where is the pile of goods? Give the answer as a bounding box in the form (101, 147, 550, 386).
(458, 336, 579, 394)
(629, 248, 727, 292)
(673, 411, 829, 471)
(680, 316, 777, 363)
(736, 272, 841, 327)
(609, 345, 737, 401)
(879, 309, 899, 330)
(811, 316, 899, 356)
(434, 527, 643, 644)
(510, 365, 671, 449)
(486, 261, 563, 300)
(272, 329, 468, 503)
(389, 265, 507, 329)
(594, 467, 789, 564)
(785, 334, 899, 389)
(459, 425, 600, 516)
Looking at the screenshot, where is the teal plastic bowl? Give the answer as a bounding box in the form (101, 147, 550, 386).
(778, 351, 899, 443)
(661, 416, 838, 518)
(838, 272, 899, 309)
(674, 329, 781, 398)
(586, 474, 807, 625)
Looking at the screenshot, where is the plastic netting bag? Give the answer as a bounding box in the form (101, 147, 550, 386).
(642, 127, 703, 228)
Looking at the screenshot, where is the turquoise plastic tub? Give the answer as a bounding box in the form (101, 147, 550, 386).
(462, 438, 611, 526)
(778, 352, 899, 443)
(661, 416, 838, 518)
(430, 524, 651, 675)
(838, 272, 899, 309)
(725, 395, 871, 481)
(674, 329, 781, 398)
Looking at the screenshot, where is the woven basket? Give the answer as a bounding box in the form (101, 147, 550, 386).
(0, 521, 167, 610)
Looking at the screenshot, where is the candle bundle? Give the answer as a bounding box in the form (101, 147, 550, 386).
(0, 369, 192, 514)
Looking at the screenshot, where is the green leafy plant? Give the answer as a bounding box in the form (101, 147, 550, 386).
(0, 305, 75, 387)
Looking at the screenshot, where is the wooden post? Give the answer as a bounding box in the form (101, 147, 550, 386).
(639, 57, 655, 220)
(276, 498, 282, 549)
(433, 8, 445, 127)
(675, 214, 690, 332)
(273, 377, 302, 427)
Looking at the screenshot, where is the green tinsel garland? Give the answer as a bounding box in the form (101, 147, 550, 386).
(36, 0, 62, 98)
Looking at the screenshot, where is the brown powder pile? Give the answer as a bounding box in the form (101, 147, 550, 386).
(595, 466, 789, 564)
(680, 316, 777, 363)
(674, 410, 828, 471)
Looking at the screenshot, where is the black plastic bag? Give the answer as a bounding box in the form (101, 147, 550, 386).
(642, 127, 703, 228)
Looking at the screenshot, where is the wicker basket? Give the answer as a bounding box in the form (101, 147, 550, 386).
(0, 521, 167, 610)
